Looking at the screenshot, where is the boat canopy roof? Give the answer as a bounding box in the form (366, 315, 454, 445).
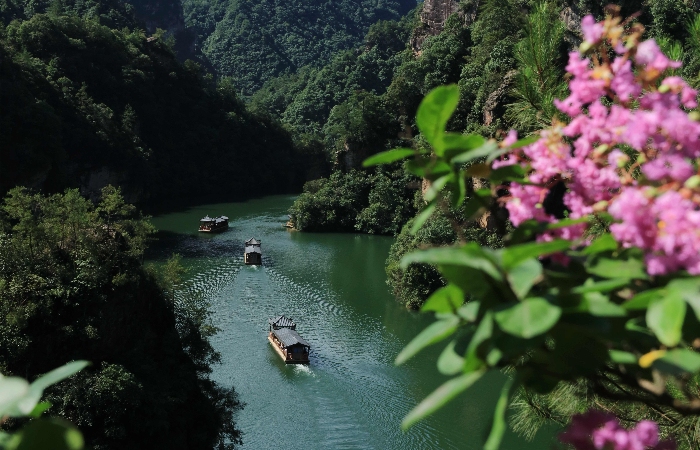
(201, 215, 228, 222)
(272, 328, 310, 348)
(269, 315, 295, 328)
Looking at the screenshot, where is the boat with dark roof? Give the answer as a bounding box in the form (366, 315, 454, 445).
(268, 316, 310, 364)
(244, 237, 262, 265)
(199, 215, 229, 233)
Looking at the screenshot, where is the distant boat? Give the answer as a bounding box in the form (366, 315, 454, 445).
(199, 215, 229, 233)
(268, 315, 310, 364)
(244, 237, 262, 265)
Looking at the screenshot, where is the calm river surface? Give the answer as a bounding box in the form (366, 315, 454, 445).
(146, 195, 555, 450)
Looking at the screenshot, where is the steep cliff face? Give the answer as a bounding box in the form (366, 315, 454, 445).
(411, 0, 479, 52)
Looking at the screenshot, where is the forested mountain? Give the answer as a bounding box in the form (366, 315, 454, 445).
(183, 0, 417, 94)
(0, 2, 326, 205)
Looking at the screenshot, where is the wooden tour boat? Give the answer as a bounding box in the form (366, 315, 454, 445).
(244, 237, 262, 265)
(199, 215, 229, 233)
(268, 316, 310, 364)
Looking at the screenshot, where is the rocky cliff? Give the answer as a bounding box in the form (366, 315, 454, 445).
(411, 0, 479, 52)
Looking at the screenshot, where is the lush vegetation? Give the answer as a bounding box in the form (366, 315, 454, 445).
(289, 166, 417, 234)
(0, 5, 323, 205)
(386, 201, 505, 308)
(182, 0, 416, 94)
(365, 6, 700, 448)
(0, 186, 242, 449)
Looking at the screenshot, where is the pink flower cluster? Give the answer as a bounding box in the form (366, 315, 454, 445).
(559, 410, 674, 450)
(496, 14, 700, 275)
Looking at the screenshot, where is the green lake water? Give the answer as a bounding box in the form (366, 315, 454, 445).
(146, 195, 556, 450)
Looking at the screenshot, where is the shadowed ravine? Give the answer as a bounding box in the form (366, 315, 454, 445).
(146, 195, 555, 450)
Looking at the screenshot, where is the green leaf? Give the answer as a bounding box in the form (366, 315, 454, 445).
(489, 165, 526, 184)
(401, 244, 503, 281)
(647, 294, 686, 347)
(486, 147, 511, 164)
(363, 148, 415, 167)
(0, 432, 11, 445)
(424, 174, 451, 202)
(396, 316, 460, 365)
(442, 265, 499, 302)
(506, 258, 542, 299)
(576, 293, 627, 317)
(582, 233, 618, 255)
(457, 301, 480, 322)
(6, 418, 84, 450)
(451, 173, 467, 208)
(653, 349, 700, 375)
(437, 341, 465, 375)
(587, 257, 648, 280)
(451, 141, 499, 164)
(623, 289, 663, 311)
(494, 298, 562, 338)
(401, 370, 485, 430)
(442, 133, 486, 152)
(483, 377, 514, 450)
(416, 85, 459, 153)
(545, 217, 590, 230)
(28, 402, 52, 419)
(30, 361, 89, 393)
(422, 285, 464, 313)
(464, 312, 494, 373)
(667, 278, 700, 321)
(609, 350, 637, 364)
(410, 202, 437, 235)
(502, 240, 571, 270)
(0, 377, 30, 417)
(9, 361, 89, 418)
(405, 156, 432, 177)
(509, 135, 538, 149)
(571, 278, 630, 294)
(461, 190, 491, 221)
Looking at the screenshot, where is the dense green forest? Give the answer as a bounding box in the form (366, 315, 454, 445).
(0, 186, 241, 449)
(182, 0, 417, 94)
(0, 0, 326, 206)
(4, 0, 700, 446)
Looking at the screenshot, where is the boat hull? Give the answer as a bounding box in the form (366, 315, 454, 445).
(268, 334, 309, 364)
(199, 225, 228, 233)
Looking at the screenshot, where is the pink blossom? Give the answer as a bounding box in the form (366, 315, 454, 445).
(611, 58, 641, 101)
(641, 154, 694, 182)
(633, 421, 659, 447)
(608, 149, 628, 167)
(496, 14, 700, 276)
(559, 411, 675, 450)
(661, 76, 698, 108)
(504, 184, 551, 226)
(503, 129, 518, 147)
(635, 40, 682, 72)
(581, 15, 604, 44)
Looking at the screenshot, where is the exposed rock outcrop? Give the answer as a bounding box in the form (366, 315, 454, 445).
(483, 70, 517, 127)
(411, 0, 480, 53)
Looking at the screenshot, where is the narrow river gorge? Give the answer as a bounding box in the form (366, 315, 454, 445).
(146, 195, 555, 450)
